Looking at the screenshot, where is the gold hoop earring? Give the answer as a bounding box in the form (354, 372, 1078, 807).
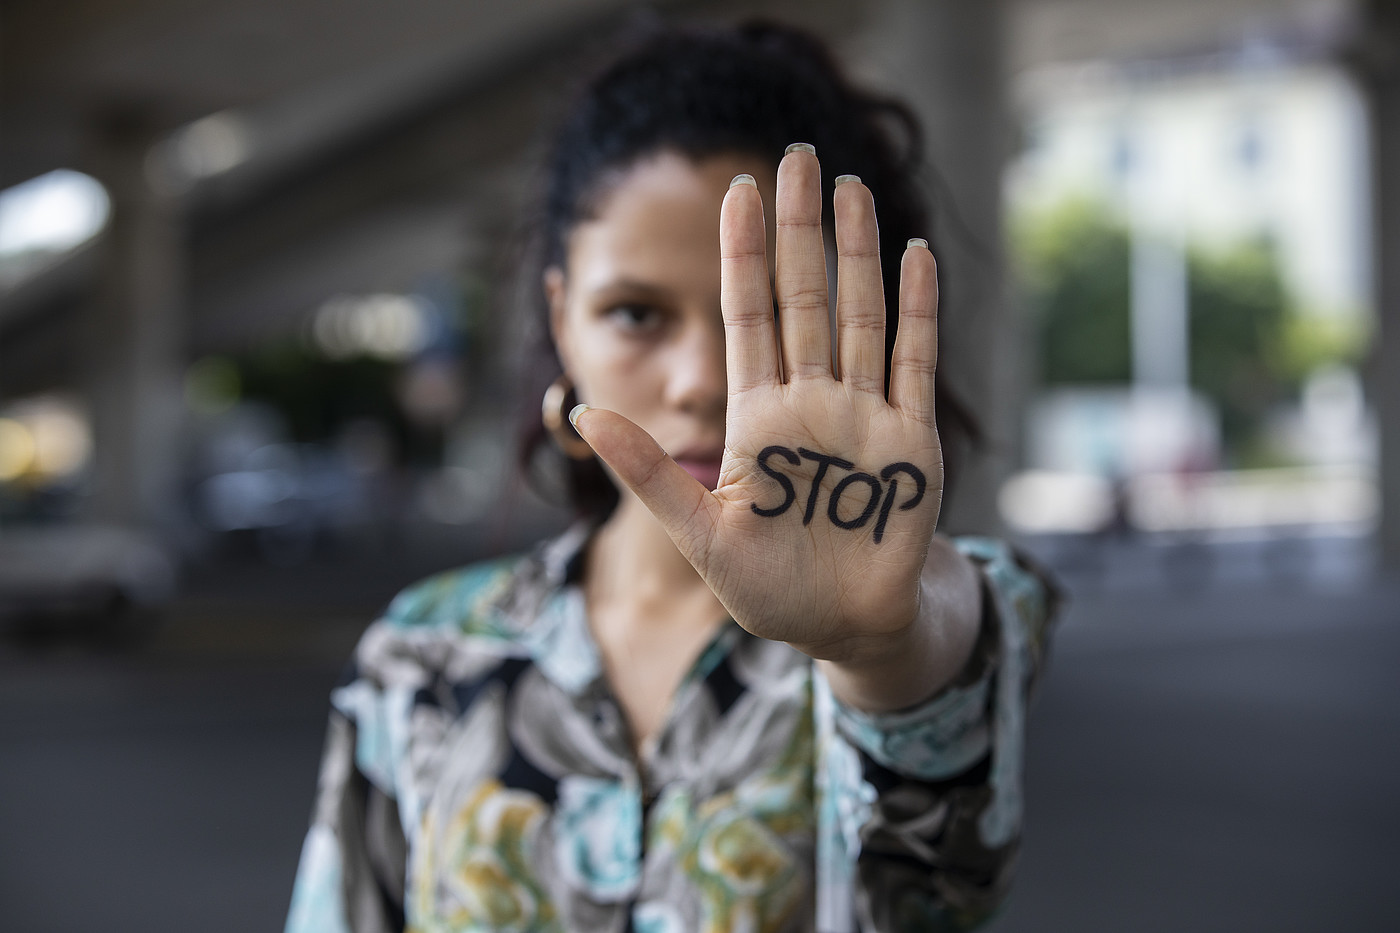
(542, 375, 595, 460)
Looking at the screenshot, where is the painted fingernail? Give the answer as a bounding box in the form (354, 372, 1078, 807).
(907, 237, 929, 249)
(568, 403, 591, 428)
(784, 142, 816, 156)
(835, 174, 861, 187)
(730, 173, 757, 189)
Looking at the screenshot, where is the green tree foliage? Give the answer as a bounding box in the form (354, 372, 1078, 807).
(1013, 198, 1132, 385)
(231, 341, 449, 465)
(1186, 241, 1289, 448)
(236, 341, 405, 445)
(1012, 198, 1339, 459)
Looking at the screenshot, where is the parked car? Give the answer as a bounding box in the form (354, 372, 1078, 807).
(0, 522, 175, 645)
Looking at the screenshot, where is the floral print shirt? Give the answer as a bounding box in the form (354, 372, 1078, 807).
(285, 525, 1055, 933)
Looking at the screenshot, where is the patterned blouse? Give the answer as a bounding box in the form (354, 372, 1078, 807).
(285, 524, 1055, 933)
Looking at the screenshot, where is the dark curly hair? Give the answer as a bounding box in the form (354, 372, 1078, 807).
(521, 18, 976, 519)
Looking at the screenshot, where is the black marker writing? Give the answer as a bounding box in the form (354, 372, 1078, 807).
(749, 445, 928, 543)
(875, 462, 927, 543)
(796, 448, 852, 525)
(828, 472, 882, 530)
(751, 445, 801, 517)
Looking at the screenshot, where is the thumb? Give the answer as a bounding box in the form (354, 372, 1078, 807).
(570, 404, 719, 549)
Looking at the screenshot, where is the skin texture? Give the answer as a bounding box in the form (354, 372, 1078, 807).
(550, 148, 981, 745)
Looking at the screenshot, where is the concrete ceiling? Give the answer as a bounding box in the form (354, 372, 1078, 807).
(0, 0, 872, 372)
(1, 0, 654, 188)
(2, 0, 1361, 191)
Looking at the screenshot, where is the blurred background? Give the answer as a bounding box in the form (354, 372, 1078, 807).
(2, 0, 1397, 930)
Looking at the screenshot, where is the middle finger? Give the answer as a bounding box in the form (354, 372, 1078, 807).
(833, 175, 886, 395)
(774, 144, 832, 381)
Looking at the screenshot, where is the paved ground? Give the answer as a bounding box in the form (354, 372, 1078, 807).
(1, 531, 1397, 932)
(988, 534, 1400, 933)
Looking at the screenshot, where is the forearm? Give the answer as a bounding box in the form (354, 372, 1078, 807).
(815, 534, 982, 713)
(814, 537, 1059, 931)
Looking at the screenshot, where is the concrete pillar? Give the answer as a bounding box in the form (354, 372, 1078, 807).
(858, 0, 1013, 536)
(1357, 1, 1400, 573)
(84, 113, 187, 533)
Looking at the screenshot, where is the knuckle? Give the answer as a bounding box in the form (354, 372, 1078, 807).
(778, 280, 828, 311)
(725, 313, 773, 333)
(901, 302, 937, 322)
(634, 447, 671, 492)
(902, 358, 938, 379)
(840, 315, 884, 333)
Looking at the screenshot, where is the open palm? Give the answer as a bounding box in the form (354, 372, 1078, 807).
(572, 147, 944, 661)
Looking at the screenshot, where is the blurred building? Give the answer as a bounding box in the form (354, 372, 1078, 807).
(1004, 25, 1380, 538)
(1014, 58, 1369, 315)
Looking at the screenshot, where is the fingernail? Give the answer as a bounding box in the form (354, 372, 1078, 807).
(568, 403, 591, 428)
(730, 173, 757, 189)
(784, 142, 816, 156)
(835, 174, 861, 187)
(907, 237, 929, 250)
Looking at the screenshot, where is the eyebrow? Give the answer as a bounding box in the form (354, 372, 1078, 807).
(586, 279, 675, 302)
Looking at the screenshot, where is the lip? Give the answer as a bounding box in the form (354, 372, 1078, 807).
(672, 450, 725, 490)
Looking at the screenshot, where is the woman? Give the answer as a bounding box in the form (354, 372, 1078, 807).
(287, 21, 1055, 933)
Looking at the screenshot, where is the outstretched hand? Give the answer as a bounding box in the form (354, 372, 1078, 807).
(571, 146, 945, 665)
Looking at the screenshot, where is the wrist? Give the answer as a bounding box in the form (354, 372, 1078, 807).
(814, 603, 941, 714)
(787, 597, 921, 667)
(816, 537, 982, 713)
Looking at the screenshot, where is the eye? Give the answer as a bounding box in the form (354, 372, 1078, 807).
(604, 303, 665, 334)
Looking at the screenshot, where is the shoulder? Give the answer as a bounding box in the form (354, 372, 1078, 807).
(379, 554, 527, 638)
(346, 524, 592, 687)
(344, 549, 544, 690)
(377, 522, 591, 641)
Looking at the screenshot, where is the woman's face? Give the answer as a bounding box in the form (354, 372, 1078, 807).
(548, 150, 778, 491)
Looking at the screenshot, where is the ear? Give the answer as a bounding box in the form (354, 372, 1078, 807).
(544, 265, 573, 374)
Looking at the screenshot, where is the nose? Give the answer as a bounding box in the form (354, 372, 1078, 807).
(665, 315, 727, 417)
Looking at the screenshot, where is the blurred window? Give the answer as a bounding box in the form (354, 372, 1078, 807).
(1236, 115, 1266, 174)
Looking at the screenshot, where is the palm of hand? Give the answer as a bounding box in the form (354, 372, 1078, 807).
(574, 148, 944, 660)
(706, 383, 942, 654)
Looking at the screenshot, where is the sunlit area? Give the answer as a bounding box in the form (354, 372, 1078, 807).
(1001, 47, 1379, 588)
(1, 2, 1396, 931)
(0, 170, 110, 289)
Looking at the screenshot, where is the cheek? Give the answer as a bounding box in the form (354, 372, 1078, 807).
(565, 325, 659, 407)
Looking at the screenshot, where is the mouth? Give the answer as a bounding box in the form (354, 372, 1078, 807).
(672, 452, 724, 490)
